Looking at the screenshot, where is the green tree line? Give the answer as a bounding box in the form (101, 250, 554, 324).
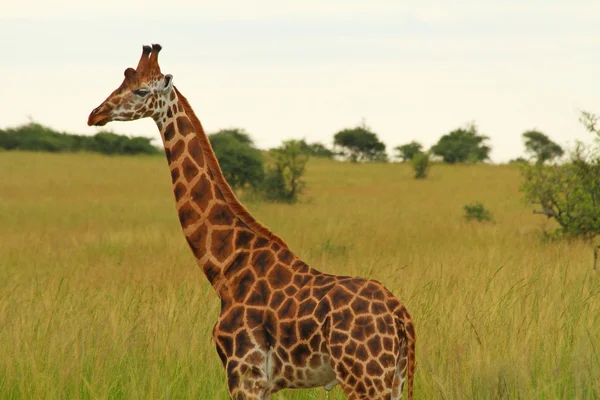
(0, 122, 159, 155)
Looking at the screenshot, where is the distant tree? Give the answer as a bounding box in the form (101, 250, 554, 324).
(333, 123, 387, 163)
(431, 123, 491, 164)
(263, 140, 309, 203)
(395, 141, 423, 162)
(522, 130, 564, 165)
(509, 157, 528, 165)
(208, 128, 264, 190)
(297, 139, 335, 158)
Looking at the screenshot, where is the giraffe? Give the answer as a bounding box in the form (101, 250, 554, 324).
(88, 44, 416, 400)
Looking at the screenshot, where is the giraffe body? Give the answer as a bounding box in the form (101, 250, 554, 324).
(88, 44, 415, 400)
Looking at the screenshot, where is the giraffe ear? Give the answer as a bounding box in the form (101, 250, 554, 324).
(124, 68, 136, 79)
(162, 74, 173, 93)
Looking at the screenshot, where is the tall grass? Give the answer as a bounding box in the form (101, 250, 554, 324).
(0, 152, 598, 399)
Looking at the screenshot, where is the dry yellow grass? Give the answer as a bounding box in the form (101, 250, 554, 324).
(0, 151, 598, 399)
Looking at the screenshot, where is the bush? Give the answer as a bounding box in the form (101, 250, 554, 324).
(463, 202, 494, 222)
(521, 147, 600, 240)
(263, 140, 309, 203)
(521, 111, 600, 269)
(411, 152, 430, 179)
(521, 111, 600, 242)
(208, 129, 264, 190)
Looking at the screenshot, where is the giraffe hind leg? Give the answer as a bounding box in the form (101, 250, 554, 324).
(390, 335, 408, 400)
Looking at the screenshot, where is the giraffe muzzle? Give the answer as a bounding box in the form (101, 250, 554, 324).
(88, 106, 111, 126)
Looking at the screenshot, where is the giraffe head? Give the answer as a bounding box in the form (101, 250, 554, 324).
(88, 44, 173, 126)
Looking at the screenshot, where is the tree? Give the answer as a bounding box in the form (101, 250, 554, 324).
(208, 128, 264, 190)
(333, 124, 387, 162)
(522, 130, 564, 165)
(431, 123, 491, 164)
(263, 140, 309, 203)
(395, 141, 423, 162)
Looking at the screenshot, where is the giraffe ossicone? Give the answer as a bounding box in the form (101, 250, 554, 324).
(88, 44, 416, 400)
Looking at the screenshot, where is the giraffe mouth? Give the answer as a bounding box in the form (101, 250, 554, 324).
(87, 113, 111, 127)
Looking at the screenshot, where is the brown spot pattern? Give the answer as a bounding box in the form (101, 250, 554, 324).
(176, 116, 194, 136)
(153, 97, 416, 399)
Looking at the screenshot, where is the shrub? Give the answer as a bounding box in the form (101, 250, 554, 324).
(521, 111, 600, 269)
(521, 111, 600, 240)
(263, 140, 309, 203)
(463, 202, 494, 222)
(520, 147, 600, 240)
(411, 152, 430, 179)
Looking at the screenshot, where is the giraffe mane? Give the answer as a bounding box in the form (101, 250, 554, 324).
(173, 86, 291, 251)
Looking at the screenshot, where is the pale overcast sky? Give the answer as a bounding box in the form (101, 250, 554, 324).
(1, 1, 599, 161)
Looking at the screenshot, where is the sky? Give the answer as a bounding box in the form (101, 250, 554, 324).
(1, 1, 599, 162)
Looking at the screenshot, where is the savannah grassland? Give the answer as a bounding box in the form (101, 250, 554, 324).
(0, 151, 598, 400)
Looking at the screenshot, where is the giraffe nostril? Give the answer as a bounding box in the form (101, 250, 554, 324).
(92, 105, 106, 115)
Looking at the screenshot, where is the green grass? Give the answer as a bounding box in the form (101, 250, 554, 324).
(0, 152, 598, 399)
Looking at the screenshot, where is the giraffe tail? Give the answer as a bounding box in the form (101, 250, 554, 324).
(394, 309, 415, 400)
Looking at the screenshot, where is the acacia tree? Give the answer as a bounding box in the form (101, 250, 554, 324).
(395, 141, 423, 162)
(431, 123, 491, 163)
(522, 130, 564, 165)
(333, 124, 387, 162)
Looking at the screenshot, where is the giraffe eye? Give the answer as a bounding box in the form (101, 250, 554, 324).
(133, 88, 150, 96)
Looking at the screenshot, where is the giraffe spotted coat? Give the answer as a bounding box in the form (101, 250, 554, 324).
(88, 44, 415, 400)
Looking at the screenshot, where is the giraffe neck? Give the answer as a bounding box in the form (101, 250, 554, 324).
(153, 87, 297, 297)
